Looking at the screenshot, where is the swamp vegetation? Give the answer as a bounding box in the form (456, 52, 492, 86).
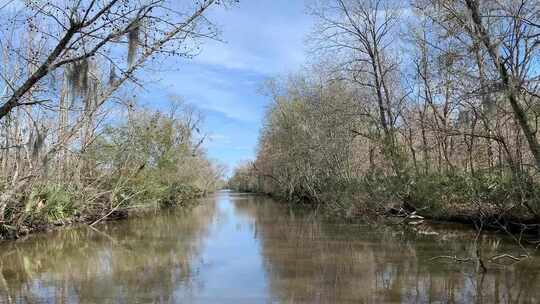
(1, 0, 540, 301)
(0, 0, 232, 239)
(229, 0, 540, 236)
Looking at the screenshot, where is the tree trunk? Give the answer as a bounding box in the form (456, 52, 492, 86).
(466, 0, 540, 171)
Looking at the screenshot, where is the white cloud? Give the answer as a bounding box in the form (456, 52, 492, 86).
(195, 0, 313, 75)
(141, 0, 314, 168)
(208, 133, 232, 144)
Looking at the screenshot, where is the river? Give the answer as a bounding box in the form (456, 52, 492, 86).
(1, 191, 540, 303)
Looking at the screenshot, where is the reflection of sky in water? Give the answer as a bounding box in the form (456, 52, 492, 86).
(174, 192, 271, 303)
(2, 191, 540, 303)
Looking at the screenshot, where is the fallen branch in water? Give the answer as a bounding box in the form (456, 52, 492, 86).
(489, 253, 529, 265)
(429, 255, 473, 263)
(89, 190, 145, 227)
(429, 226, 488, 272)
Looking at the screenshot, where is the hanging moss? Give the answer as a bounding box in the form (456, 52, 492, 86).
(127, 21, 140, 67)
(79, 58, 89, 94)
(109, 63, 117, 85)
(65, 58, 90, 100)
(31, 128, 45, 160)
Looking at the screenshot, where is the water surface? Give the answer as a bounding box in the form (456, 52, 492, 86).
(1, 191, 540, 303)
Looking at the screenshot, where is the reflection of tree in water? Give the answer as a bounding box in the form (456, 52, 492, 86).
(0, 199, 216, 303)
(233, 196, 540, 303)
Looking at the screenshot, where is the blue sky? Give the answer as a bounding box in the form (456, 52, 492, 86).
(141, 0, 314, 175)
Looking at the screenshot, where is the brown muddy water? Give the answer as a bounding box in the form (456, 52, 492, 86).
(1, 190, 540, 303)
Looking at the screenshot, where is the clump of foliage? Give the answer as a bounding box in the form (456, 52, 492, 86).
(25, 184, 77, 223)
(88, 104, 225, 210)
(159, 183, 203, 208)
(0, 103, 225, 239)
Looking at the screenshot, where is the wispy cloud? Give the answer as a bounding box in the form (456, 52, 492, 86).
(195, 0, 312, 75)
(142, 0, 313, 169)
(207, 133, 233, 145)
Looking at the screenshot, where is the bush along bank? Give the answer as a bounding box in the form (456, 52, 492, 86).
(230, 163, 540, 235)
(227, 72, 540, 236)
(0, 106, 225, 240)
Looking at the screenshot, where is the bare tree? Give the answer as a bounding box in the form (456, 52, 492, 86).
(0, 0, 228, 120)
(0, 0, 234, 229)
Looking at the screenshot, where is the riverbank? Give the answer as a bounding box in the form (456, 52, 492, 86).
(238, 184, 540, 238)
(0, 186, 206, 241)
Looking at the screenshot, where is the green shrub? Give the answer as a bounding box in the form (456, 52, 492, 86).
(26, 184, 76, 222)
(159, 183, 202, 208)
(393, 170, 540, 219)
(361, 168, 406, 209)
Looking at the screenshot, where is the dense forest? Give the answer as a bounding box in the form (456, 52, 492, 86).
(228, 0, 540, 230)
(0, 0, 232, 239)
